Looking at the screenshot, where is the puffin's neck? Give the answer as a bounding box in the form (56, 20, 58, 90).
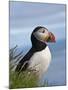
(31, 34, 47, 51)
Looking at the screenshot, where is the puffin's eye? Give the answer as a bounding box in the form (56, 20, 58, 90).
(42, 30, 45, 33)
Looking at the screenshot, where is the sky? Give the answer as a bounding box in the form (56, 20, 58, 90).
(9, 1, 66, 48)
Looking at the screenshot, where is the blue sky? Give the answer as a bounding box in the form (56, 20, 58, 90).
(9, 1, 66, 47)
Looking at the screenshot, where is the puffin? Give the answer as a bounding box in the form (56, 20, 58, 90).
(15, 26, 56, 79)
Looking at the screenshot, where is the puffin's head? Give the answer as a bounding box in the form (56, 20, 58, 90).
(31, 26, 56, 44)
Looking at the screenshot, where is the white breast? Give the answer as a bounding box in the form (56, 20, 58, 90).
(28, 46, 51, 78)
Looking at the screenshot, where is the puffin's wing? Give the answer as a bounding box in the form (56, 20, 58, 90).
(15, 47, 36, 72)
(15, 59, 29, 72)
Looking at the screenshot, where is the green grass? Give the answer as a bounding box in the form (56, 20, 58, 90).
(9, 70, 39, 89)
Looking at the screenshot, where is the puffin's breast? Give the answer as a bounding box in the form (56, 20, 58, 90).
(28, 46, 51, 77)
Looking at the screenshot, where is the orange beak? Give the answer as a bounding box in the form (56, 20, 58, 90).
(47, 32, 56, 42)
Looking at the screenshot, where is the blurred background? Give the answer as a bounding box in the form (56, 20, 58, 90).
(9, 1, 66, 86)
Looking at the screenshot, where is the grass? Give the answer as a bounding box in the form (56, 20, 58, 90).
(9, 70, 39, 89)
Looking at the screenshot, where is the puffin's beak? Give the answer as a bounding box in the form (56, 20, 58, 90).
(47, 32, 56, 42)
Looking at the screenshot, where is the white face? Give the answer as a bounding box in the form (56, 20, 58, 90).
(33, 28, 49, 42)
